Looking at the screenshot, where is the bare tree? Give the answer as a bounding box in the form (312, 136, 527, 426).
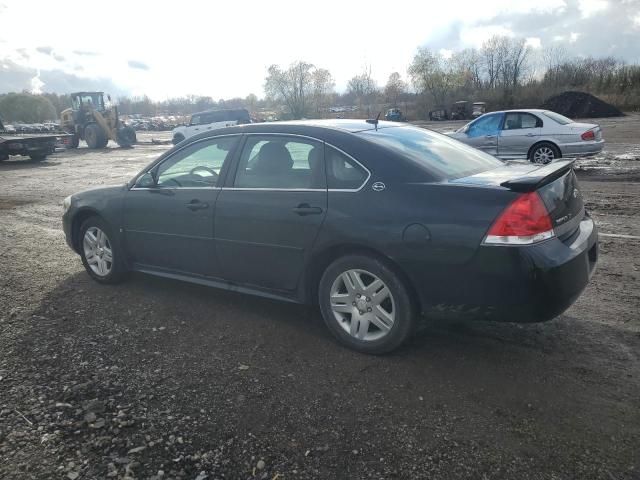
(264, 61, 315, 119)
(311, 68, 335, 115)
(384, 72, 407, 105)
(347, 65, 378, 114)
(408, 47, 461, 107)
(451, 49, 483, 89)
(482, 36, 502, 89)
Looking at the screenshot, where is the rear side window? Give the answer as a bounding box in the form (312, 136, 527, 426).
(326, 147, 368, 190)
(234, 136, 325, 189)
(359, 126, 503, 180)
(503, 113, 542, 130)
(541, 110, 573, 125)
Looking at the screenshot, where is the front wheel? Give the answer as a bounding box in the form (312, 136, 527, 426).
(318, 255, 417, 354)
(530, 142, 560, 165)
(116, 126, 137, 147)
(79, 216, 127, 284)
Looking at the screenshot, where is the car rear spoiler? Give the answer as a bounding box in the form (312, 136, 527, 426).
(500, 160, 574, 193)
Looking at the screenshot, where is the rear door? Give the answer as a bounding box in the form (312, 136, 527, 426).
(498, 112, 542, 159)
(214, 134, 327, 291)
(461, 113, 503, 156)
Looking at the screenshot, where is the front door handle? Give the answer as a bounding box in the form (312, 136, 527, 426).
(186, 199, 209, 211)
(525, 133, 536, 137)
(292, 203, 323, 216)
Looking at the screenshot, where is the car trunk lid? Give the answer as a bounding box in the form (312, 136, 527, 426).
(451, 160, 585, 240)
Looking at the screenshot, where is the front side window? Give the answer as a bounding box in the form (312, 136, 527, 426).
(467, 113, 503, 137)
(190, 114, 202, 126)
(503, 113, 542, 130)
(326, 147, 368, 190)
(234, 136, 324, 189)
(155, 136, 238, 188)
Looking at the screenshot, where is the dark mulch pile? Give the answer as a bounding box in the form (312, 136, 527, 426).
(541, 91, 623, 118)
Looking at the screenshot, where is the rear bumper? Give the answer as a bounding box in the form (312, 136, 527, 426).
(407, 216, 598, 323)
(561, 139, 605, 158)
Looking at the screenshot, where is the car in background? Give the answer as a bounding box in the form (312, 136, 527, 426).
(62, 119, 597, 354)
(471, 102, 486, 118)
(384, 108, 404, 122)
(171, 108, 251, 145)
(446, 109, 604, 164)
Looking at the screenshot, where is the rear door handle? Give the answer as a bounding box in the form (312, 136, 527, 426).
(186, 199, 209, 211)
(292, 203, 323, 216)
(525, 133, 536, 137)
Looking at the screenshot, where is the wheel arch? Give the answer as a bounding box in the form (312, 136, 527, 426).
(527, 140, 562, 160)
(302, 243, 421, 311)
(70, 208, 105, 253)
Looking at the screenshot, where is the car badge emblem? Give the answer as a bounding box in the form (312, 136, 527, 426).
(372, 182, 386, 192)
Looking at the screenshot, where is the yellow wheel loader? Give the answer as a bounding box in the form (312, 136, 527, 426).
(60, 92, 137, 149)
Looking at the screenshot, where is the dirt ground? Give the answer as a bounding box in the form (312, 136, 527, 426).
(0, 119, 639, 480)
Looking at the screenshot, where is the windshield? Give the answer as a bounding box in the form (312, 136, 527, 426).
(541, 110, 573, 125)
(359, 125, 503, 180)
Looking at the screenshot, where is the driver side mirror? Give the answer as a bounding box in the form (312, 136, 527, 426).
(135, 171, 156, 188)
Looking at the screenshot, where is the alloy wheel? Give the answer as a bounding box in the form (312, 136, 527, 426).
(533, 146, 554, 164)
(329, 269, 395, 341)
(83, 226, 113, 277)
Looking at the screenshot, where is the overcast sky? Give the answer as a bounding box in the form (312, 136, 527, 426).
(1, 0, 639, 99)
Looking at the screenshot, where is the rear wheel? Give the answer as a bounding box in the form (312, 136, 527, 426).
(319, 254, 417, 354)
(29, 152, 47, 161)
(116, 126, 137, 147)
(530, 142, 560, 165)
(79, 216, 127, 284)
(85, 123, 108, 149)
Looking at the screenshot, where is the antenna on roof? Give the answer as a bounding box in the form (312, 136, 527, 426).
(366, 111, 381, 131)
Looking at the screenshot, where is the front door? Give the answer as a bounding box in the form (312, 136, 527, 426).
(123, 135, 239, 276)
(498, 112, 542, 159)
(215, 135, 327, 292)
(462, 112, 503, 156)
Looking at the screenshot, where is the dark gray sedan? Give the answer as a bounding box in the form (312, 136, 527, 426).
(446, 109, 605, 164)
(63, 120, 597, 353)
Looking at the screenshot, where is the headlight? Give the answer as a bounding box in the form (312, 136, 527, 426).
(62, 195, 72, 213)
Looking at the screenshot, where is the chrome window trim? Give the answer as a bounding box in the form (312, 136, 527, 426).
(130, 186, 222, 191)
(220, 187, 325, 192)
(231, 133, 372, 193)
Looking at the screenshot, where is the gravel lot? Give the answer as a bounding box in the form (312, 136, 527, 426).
(1, 119, 639, 480)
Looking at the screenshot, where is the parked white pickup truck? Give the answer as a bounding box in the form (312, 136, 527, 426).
(172, 109, 251, 145)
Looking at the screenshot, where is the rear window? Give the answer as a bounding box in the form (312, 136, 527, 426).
(359, 126, 503, 180)
(541, 111, 573, 125)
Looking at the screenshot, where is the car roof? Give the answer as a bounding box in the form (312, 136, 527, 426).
(193, 108, 249, 116)
(489, 108, 548, 114)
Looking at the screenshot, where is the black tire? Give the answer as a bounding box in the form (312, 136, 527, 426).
(78, 216, 127, 284)
(116, 126, 137, 147)
(318, 254, 417, 354)
(85, 123, 107, 149)
(172, 133, 185, 145)
(529, 142, 560, 165)
(29, 152, 47, 161)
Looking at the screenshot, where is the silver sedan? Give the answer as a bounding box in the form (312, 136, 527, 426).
(445, 109, 605, 164)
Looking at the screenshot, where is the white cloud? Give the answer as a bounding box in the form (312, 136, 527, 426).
(578, 0, 609, 18)
(439, 49, 454, 59)
(525, 37, 542, 49)
(570, 32, 581, 43)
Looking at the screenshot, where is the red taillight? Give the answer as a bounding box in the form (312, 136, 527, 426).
(581, 129, 595, 141)
(484, 192, 554, 245)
